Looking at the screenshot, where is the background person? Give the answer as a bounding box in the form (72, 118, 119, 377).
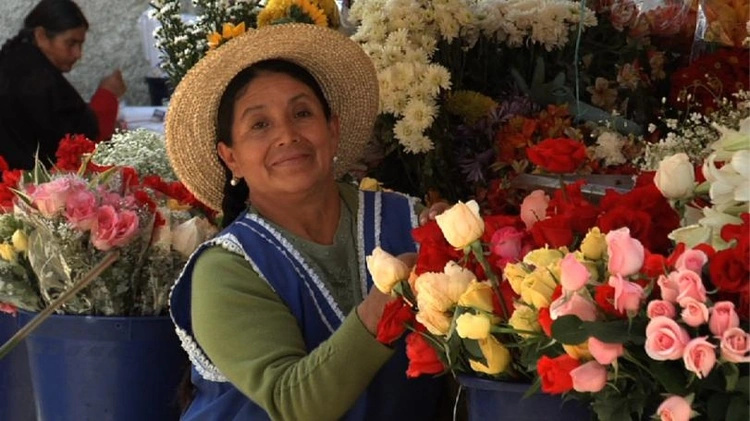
(0, 0, 126, 170)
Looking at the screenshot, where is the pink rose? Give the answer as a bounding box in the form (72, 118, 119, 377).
(110, 210, 139, 248)
(645, 316, 690, 360)
(606, 227, 644, 277)
(671, 270, 707, 303)
(720, 327, 750, 363)
(657, 274, 680, 303)
(64, 189, 98, 231)
(32, 177, 85, 217)
(550, 293, 598, 322)
(656, 395, 692, 421)
(679, 298, 709, 327)
(520, 190, 549, 230)
(588, 337, 624, 365)
(674, 249, 707, 274)
(570, 361, 607, 393)
(560, 253, 590, 292)
(490, 226, 525, 265)
(709, 301, 740, 336)
(92, 206, 119, 251)
(647, 300, 676, 319)
(682, 337, 716, 379)
(608, 274, 645, 313)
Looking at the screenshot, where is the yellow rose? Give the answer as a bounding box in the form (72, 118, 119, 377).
(519, 268, 557, 308)
(359, 177, 381, 191)
(573, 251, 600, 282)
(563, 342, 592, 360)
(508, 304, 541, 337)
(435, 200, 484, 249)
(503, 263, 530, 295)
(523, 247, 565, 268)
(469, 336, 511, 375)
(416, 308, 452, 336)
(0, 243, 16, 262)
(458, 281, 494, 312)
(580, 227, 606, 260)
(456, 313, 492, 339)
(11, 230, 27, 252)
(415, 272, 454, 312)
(366, 247, 411, 294)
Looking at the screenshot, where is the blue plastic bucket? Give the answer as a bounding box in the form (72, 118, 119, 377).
(0, 311, 36, 420)
(458, 375, 592, 421)
(18, 312, 186, 421)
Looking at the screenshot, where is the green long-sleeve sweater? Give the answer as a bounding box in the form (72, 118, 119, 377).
(191, 185, 412, 420)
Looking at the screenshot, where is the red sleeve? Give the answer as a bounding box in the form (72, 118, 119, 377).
(89, 88, 119, 141)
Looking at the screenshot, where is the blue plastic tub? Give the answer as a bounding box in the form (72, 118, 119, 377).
(19, 312, 186, 421)
(0, 311, 36, 420)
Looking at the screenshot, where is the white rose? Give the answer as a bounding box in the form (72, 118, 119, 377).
(172, 217, 216, 258)
(366, 247, 411, 294)
(654, 153, 695, 199)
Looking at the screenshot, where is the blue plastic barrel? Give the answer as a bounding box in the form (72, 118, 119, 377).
(458, 375, 592, 421)
(0, 311, 36, 420)
(18, 312, 186, 421)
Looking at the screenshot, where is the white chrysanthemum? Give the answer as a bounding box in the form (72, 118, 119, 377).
(593, 132, 626, 166)
(402, 99, 437, 131)
(423, 64, 452, 94)
(401, 134, 435, 153)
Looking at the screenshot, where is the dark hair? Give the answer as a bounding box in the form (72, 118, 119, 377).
(0, 0, 88, 61)
(215, 59, 332, 229)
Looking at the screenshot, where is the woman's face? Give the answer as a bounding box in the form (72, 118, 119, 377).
(218, 71, 340, 200)
(34, 26, 86, 73)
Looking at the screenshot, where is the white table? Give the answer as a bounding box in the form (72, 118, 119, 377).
(119, 106, 167, 134)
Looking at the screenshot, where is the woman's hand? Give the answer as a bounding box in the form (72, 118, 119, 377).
(357, 252, 415, 335)
(99, 69, 127, 98)
(418, 202, 451, 226)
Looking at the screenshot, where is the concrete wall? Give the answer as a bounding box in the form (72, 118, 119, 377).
(0, 0, 153, 105)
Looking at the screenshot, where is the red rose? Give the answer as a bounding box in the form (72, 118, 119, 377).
(412, 222, 462, 275)
(527, 138, 588, 174)
(121, 167, 140, 190)
(538, 307, 553, 336)
(0, 155, 9, 172)
(595, 284, 625, 318)
(55, 133, 96, 172)
(642, 249, 667, 278)
(597, 206, 652, 243)
(376, 299, 414, 345)
(0, 169, 22, 211)
(405, 331, 445, 378)
(710, 248, 749, 294)
(531, 215, 574, 248)
(537, 354, 580, 394)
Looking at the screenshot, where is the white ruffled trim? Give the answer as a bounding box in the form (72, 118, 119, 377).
(243, 214, 344, 330)
(374, 191, 382, 249)
(407, 195, 420, 251)
(175, 326, 228, 382)
(357, 190, 368, 300)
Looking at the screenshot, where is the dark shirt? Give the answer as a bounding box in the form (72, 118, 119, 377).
(0, 41, 98, 170)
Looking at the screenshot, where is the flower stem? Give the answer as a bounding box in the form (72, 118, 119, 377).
(469, 241, 509, 320)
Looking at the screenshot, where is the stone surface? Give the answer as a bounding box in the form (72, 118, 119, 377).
(0, 0, 153, 105)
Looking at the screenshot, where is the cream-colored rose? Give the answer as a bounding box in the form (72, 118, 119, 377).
(456, 313, 492, 339)
(504, 262, 530, 295)
(0, 243, 16, 262)
(415, 272, 453, 312)
(458, 281, 494, 312)
(523, 247, 565, 268)
(508, 304, 541, 337)
(416, 308, 452, 336)
(655, 153, 695, 200)
(519, 268, 557, 308)
(366, 247, 411, 294)
(172, 217, 217, 258)
(435, 200, 484, 249)
(11, 230, 27, 253)
(469, 336, 511, 375)
(580, 227, 606, 260)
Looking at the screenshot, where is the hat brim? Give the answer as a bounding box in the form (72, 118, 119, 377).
(165, 24, 379, 211)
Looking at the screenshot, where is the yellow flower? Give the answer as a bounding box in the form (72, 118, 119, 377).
(258, 0, 329, 28)
(563, 342, 592, 360)
(519, 268, 557, 308)
(0, 243, 17, 262)
(435, 200, 484, 249)
(222, 22, 246, 40)
(416, 308, 452, 336)
(359, 177, 381, 192)
(167, 198, 192, 211)
(508, 304, 541, 338)
(456, 313, 492, 340)
(580, 227, 606, 260)
(207, 32, 223, 49)
(523, 247, 565, 269)
(11, 230, 27, 253)
(458, 281, 494, 312)
(469, 336, 511, 375)
(504, 262, 530, 295)
(415, 262, 474, 312)
(312, 0, 340, 27)
(366, 247, 411, 294)
(444, 90, 498, 124)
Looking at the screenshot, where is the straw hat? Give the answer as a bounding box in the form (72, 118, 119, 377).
(165, 24, 379, 211)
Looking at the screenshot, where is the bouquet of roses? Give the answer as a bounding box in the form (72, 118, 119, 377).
(0, 134, 218, 316)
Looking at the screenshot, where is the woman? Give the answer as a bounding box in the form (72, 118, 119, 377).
(0, 0, 126, 170)
(166, 24, 444, 420)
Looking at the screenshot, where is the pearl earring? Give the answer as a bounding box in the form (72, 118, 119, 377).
(230, 177, 240, 186)
(332, 156, 339, 163)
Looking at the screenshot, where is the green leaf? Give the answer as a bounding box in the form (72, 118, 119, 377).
(462, 338, 486, 364)
(736, 376, 749, 396)
(586, 320, 631, 343)
(722, 362, 740, 391)
(726, 394, 749, 421)
(707, 392, 731, 421)
(648, 360, 688, 394)
(551, 315, 587, 344)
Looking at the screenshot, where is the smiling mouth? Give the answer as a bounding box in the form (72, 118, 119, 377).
(273, 153, 310, 167)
